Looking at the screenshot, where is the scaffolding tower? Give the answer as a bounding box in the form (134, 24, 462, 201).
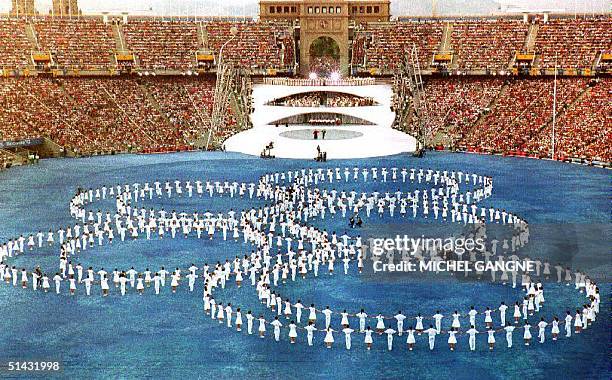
(206, 61, 238, 150)
(393, 43, 430, 152)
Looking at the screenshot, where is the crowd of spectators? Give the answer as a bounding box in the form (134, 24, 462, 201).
(34, 19, 116, 70)
(390, 76, 609, 162)
(451, 20, 528, 71)
(0, 20, 31, 68)
(1, 17, 609, 73)
(354, 17, 611, 72)
(458, 78, 592, 156)
(280, 33, 295, 68)
(0, 75, 608, 163)
(142, 76, 239, 140)
(205, 21, 294, 70)
(123, 20, 201, 71)
(351, 35, 366, 67)
(0, 76, 238, 155)
(526, 78, 611, 162)
(353, 21, 444, 71)
(423, 77, 504, 143)
(0, 18, 295, 72)
(0, 77, 94, 153)
(0, 14, 609, 164)
(535, 17, 612, 69)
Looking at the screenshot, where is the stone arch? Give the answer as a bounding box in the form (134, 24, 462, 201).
(308, 36, 341, 77)
(300, 33, 349, 77)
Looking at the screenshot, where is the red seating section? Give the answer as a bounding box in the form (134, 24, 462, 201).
(122, 20, 200, 70)
(34, 19, 115, 69)
(356, 21, 443, 70)
(535, 18, 612, 69)
(0, 20, 31, 68)
(451, 20, 528, 71)
(205, 21, 293, 70)
(0, 76, 228, 155)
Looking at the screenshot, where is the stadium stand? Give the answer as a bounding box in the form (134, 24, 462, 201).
(350, 34, 366, 67)
(0, 16, 609, 163)
(352, 21, 444, 70)
(526, 78, 611, 162)
(205, 21, 294, 70)
(423, 77, 505, 143)
(280, 33, 295, 68)
(450, 20, 528, 71)
(0, 17, 609, 74)
(0, 77, 101, 154)
(3, 75, 606, 162)
(535, 17, 612, 69)
(461, 78, 590, 154)
(122, 20, 201, 70)
(0, 19, 31, 68)
(0, 76, 223, 155)
(60, 77, 192, 152)
(141, 76, 237, 140)
(34, 18, 115, 69)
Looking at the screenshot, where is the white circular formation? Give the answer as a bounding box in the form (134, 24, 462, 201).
(0, 166, 600, 352)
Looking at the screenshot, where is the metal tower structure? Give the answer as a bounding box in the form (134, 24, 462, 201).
(206, 28, 240, 150)
(410, 43, 430, 150)
(206, 60, 237, 150)
(393, 43, 430, 152)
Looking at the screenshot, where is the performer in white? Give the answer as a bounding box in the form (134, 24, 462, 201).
(504, 323, 515, 348)
(384, 328, 396, 351)
(406, 326, 416, 351)
(425, 325, 437, 350)
(342, 327, 354, 350)
(448, 328, 457, 351)
(466, 326, 479, 351)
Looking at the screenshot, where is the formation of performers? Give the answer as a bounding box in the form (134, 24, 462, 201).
(0, 166, 600, 351)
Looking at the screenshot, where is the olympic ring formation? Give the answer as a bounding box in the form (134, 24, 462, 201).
(0, 166, 600, 352)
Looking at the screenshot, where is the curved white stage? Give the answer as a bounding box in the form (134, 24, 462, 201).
(224, 83, 417, 159)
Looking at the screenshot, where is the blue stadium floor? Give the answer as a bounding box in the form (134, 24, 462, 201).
(0, 151, 608, 379)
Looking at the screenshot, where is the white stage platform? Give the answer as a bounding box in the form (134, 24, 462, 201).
(223, 83, 417, 159)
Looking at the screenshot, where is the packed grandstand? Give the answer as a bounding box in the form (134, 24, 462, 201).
(0, 14, 610, 169)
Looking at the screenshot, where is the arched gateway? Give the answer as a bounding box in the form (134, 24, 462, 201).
(308, 36, 342, 76)
(259, 0, 391, 76)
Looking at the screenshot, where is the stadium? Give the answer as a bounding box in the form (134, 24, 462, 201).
(0, 0, 609, 378)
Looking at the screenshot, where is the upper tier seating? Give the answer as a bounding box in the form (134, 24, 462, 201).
(34, 19, 115, 69)
(0, 20, 31, 68)
(535, 17, 612, 69)
(450, 20, 528, 71)
(123, 20, 200, 70)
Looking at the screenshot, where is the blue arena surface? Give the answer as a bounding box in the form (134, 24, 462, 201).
(0, 151, 608, 379)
